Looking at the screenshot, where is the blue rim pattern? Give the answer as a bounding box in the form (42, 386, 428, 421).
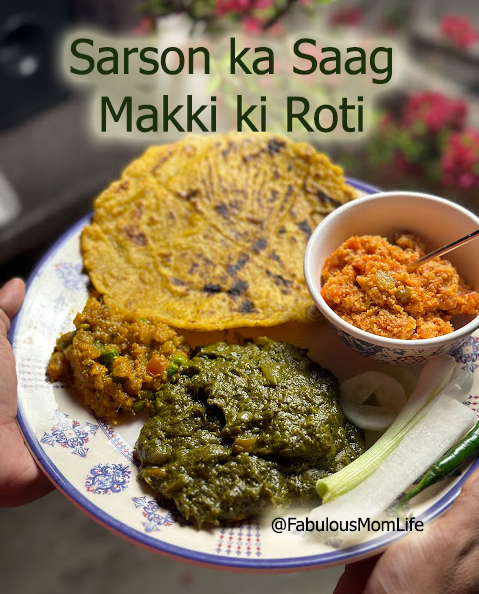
(12, 178, 477, 571)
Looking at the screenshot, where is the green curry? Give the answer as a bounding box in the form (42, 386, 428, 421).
(135, 338, 364, 526)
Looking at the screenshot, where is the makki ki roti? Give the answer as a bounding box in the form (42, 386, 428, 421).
(82, 132, 357, 330)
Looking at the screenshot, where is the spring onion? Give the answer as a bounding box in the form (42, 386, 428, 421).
(317, 354, 464, 503)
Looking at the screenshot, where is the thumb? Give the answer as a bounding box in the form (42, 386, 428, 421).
(0, 278, 25, 337)
(0, 278, 25, 422)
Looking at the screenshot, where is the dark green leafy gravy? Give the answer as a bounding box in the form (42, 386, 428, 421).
(135, 338, 364, 526)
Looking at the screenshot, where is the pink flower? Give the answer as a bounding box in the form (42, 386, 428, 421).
(440, 15, 478, 50)
(329, 8, 363, 27)
(242, 16, 264, 34)
(442, 130, 479, 189)
(133, 16, 155, 36)
(215, 0, 252, 17)
(254, 0, 273, 8)
(215, 0, 270, 18)
(403, 92, 467, 133)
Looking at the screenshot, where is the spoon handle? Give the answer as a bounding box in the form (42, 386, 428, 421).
(409, 229, 479, 272)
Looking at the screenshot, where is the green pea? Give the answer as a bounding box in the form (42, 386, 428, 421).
(79, 323, 91, 331)
(133, 400, 145, 413)
(99, 349, 119, 366)
(166, 363, 178, 379)
(172, 354, 187, 366)
(93, 340, 104, 350)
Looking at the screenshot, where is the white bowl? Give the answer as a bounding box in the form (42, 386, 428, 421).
(304, 191, 479, 364)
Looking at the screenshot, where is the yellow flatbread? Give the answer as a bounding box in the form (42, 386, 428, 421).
(81, 132, 357, 330)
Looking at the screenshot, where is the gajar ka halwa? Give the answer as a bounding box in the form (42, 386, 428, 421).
(321, 234, 479, 339)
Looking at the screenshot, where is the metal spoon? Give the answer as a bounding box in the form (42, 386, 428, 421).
(408, 229, 479, 272)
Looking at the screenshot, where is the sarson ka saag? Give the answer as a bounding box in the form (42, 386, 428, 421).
(135, 338, 364, 526)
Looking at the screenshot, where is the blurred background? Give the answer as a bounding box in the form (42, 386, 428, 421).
(1, 0, 478, 592)
(1, 0, 479, 284)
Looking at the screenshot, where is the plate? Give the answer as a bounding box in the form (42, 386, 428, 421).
(12, 179, 479, 571)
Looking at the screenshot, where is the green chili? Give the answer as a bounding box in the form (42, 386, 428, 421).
(398, 420, 479, 511)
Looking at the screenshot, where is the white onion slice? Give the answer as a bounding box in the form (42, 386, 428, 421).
(340, 371, 408, 431)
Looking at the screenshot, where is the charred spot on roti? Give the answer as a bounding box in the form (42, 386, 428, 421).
(228, 280, 249, 297)
(215, 203, 229, 218)
(122, 225, 148, 246)
(269, 251, 283, 264)
(132, 202, 143, 219)
(253, 238, 267, 254)
(267, 138, 286, 155)
(239, 299, 255, 313)
(203, 283, 222, 294)
(176, 189, 198, 200)
(316, 188, 344, 208)
(152, 148, 174, 173)
(266, 270, 293, 290)
(227, 254, 249, 276)
(298, 220, 312, 238)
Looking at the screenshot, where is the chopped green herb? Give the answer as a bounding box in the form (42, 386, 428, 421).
(133, 400, 146, 413)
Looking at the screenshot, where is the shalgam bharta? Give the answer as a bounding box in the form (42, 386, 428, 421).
(136, 339, 365, 526)
(47, 298, 189, 423)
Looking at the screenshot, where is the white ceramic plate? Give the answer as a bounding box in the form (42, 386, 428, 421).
(12, 180, 479, 571)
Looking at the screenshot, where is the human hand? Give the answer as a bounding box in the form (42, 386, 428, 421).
(0, 278, 54, 506)
(334, 469, 479, 594)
